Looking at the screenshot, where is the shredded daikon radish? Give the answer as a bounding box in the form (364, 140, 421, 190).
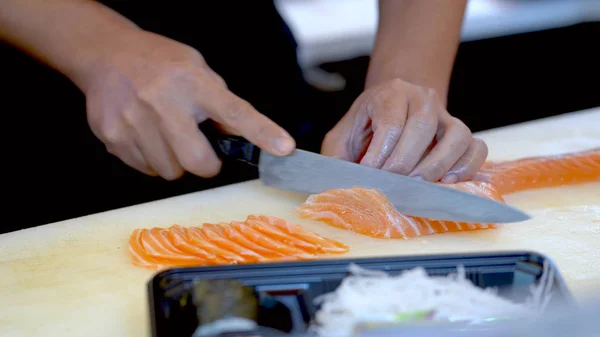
(310, 263, 553, 337)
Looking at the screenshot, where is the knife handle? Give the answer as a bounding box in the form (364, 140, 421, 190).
(199, 121, 260, 167)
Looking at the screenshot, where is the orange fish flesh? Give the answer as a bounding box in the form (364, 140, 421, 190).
(128, 216, 349, 270)
(296, 182, 504, 239)
(474, 147, 600, 194)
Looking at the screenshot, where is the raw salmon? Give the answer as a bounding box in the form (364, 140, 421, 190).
(296, 182, 503, 239)
(128, 216, 349, 270)
(474, 147, 600, 194)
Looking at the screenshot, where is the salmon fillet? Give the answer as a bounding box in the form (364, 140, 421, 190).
(296, 182, 503, 239)
(474, 147, 600, 194)
(128, 216, 349, 270)
(297, 148, 600, 239)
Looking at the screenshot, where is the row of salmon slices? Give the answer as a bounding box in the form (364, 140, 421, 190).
(129, 215, 349, 270)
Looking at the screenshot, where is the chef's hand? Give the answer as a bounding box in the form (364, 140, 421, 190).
(321, 79, 487, 183)
(84, 31, 295, 179)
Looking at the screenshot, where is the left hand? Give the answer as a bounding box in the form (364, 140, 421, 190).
(321, 78, 488, 183)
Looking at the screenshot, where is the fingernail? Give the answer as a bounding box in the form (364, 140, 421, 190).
(274, 136, 295, 154)
(441, 173, 458, 184)
(412, 175, 424, 181)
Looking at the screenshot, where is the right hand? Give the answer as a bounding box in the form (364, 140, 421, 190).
(82, 30, 295, 180)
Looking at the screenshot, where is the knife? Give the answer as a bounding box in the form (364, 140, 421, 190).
(203, 129, 530, 223)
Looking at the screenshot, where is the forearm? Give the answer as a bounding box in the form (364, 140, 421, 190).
(366, 0, 467, 103)
(0, 0, 140, 90)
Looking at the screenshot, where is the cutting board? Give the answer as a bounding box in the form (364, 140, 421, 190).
(1, 107, 599, 337)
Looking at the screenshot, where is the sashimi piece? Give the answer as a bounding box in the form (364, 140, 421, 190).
(245, 215, 321, 254)
(166, 225, 228, 264)
(475, 147, 600, 194)
(296, 182, 501, 239)
(200, 223, 271, 262)
(140, 228, 210, 266)
(256, 215, 350, 253)
(232, 219, 316, 259)
(185, 226, 245, 264)
(217, 222, 293, 259)
(128, 229, 166, 270)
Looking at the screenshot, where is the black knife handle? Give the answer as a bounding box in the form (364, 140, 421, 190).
(199, 121, 260, 166)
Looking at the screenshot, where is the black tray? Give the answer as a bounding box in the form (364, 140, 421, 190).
(147, 251, 574, 337)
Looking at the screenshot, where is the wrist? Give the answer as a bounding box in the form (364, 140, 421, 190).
(365, 70, 449, 106)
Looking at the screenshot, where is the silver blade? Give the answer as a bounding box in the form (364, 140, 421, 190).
(258, 149, 530, 223)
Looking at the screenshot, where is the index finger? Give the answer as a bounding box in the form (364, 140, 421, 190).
(199, 86, 296, 156)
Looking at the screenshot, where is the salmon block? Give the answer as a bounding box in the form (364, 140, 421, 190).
(475, 147, 600, 194)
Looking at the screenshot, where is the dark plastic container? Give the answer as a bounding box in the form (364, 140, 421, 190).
(147, 251, 574, 337)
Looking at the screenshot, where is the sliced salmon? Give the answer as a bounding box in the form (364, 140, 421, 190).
(140, 228, 210, 266)
(256, 215, 350, 253)
(475, 147, 600, 194)
(166, 225, 227, 265)
(200, 223, 269, 263)
(296, 182, 501, 239)
(129, 229, 166, 270)
(231, 221, 315, 259)
(128, 216, 349, 270)
(245, 215, 321, 254)
(185, 226, 245, 264)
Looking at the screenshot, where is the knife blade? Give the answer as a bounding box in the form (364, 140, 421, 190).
(205, 131, 530, 223)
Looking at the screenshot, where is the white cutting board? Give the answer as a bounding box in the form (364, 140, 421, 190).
(1, 107, 599, 337)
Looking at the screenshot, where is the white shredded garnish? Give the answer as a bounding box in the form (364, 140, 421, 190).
(310, 263, 553, 337)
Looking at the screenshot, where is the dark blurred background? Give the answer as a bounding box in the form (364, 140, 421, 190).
(2, 0, 599, 232)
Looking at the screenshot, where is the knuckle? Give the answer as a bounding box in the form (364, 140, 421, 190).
(424, 87, 439, 101)
(167, 63, 197, 81)
(384, 78, 407, 92)
(121, 107, 140, 127)
(136, 79, 163, 104)
(364, 89, 401, 118)
(413, 114, 436, 132)
(137, 65, 198, 105)
(102, 125, 127, 147)
(450, 118, 473, 149)
(385, 159, 413, 175)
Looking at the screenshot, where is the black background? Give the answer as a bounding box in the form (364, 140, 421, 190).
(2, 1, 599, 234)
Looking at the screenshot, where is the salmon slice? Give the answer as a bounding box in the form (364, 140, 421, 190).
(296, 182, 502, 239)
(200, 223, 270, 262)
(232, 220, 316, 259)
(184, 227, 245, 264)
(166, 225, 228, 265)
(245, 215, 321, 254)
(139, 228, 210, 266)
(216, 222, 292, 259)
(256, 215, 349, 253)
(475, 147, 600, 194)
(128, 229, 166, 270)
